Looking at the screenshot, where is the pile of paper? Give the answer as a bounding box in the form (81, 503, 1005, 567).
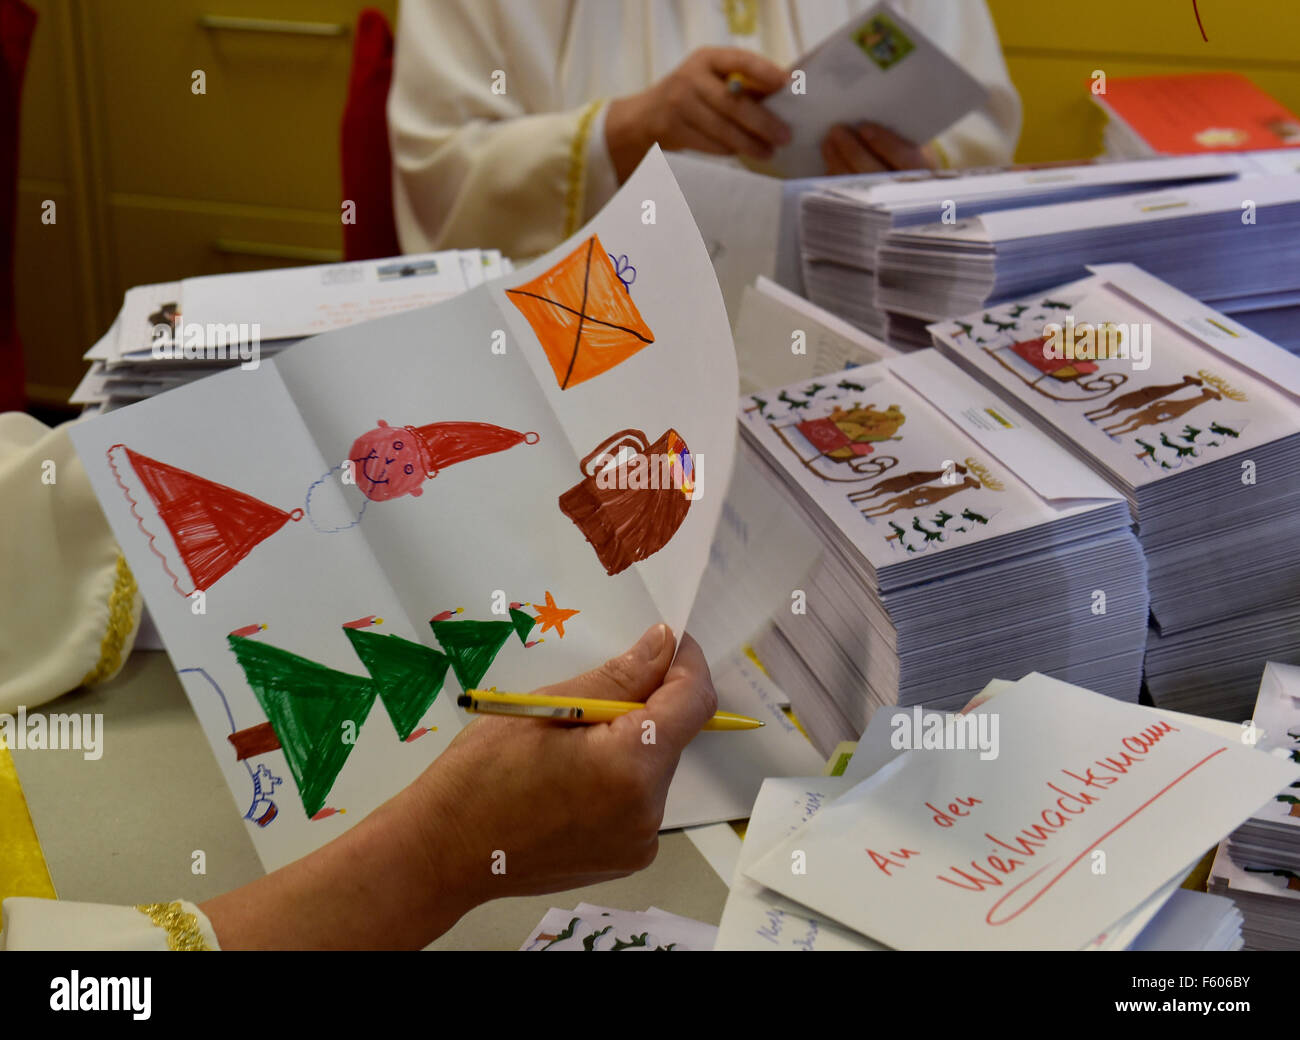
(721, 674, 1295, 950)
(1225, 664, 1300, 876)
(521, 903, 716, 951)
(72, 249, 512, 412)
(798, 155, 1242, 341)
(740, 349, 1149, 755)
(1091, 73, 1300, 160)
(1209, 845, 1300, 951)
(874, 173, 1300, 349)
(931, 265, 1300, 719)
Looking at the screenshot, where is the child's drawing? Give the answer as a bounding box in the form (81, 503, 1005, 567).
(307, 418, 539, 532)
(108, 419, 539, 593)
(225, 604, 559, 819)
(179, 666, 283, 828)
(558, 428, 694, 576)
(107, 444, 305, 598)
(506, 234, 655, 390)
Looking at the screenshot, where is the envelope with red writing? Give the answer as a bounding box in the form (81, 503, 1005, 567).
(745, 673, 1299, 950)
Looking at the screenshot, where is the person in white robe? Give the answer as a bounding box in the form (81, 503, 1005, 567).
(389, 0, 1022, 259)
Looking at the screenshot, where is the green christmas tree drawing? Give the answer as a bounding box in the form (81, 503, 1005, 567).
(343, 627, 450, 741)
(432, 607, 537, 691)
(228, 604, 546, 819)
(228, 634, 379, 819)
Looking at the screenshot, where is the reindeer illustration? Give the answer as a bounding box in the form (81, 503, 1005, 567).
(858, 475, 980, 519)
(1084, 375, 1203, 422)
(1102, 388, 1222, 436)
(847, 464, 967, 503)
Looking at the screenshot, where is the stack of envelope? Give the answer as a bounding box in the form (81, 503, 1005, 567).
(72, 249, 512, 413)
(1210, 844, 1300, 951)
(718, 675, 1291, 950)
(740, 349, 1149, 755)
(1224, 664, 1300, 877)
(874, 173, 1300, 349)
(930, 265, 1300, 719)
(796, 154, 1250, 345)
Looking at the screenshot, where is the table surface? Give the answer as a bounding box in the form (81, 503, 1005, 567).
(11, 652, 729, 950)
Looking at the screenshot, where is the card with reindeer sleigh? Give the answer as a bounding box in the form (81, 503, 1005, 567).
(739, 349, 1150, 756)
(69, 149, 746, 870)
(929, 263, 1300, 721)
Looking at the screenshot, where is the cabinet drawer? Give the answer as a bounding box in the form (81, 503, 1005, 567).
(106, 196, 344, 298)
(84, 0, 397, 211)
(16, 185, 90, 403)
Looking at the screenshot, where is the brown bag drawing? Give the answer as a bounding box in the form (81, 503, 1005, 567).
(559, 428, 693, 576)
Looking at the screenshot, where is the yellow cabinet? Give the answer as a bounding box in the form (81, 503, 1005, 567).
(15, 0, 397, 406)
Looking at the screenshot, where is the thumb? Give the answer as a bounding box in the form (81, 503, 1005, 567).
(531, 623, 676, 704)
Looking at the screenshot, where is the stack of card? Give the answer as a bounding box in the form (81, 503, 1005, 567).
(725, 674, 1296, 950)
(797, 155, 1245, 343)
(740, 349, 1149, 755)
(72, 249, 512, 412)
(1209, 844, 1300, 951)
(873, 172, 1300, 348)
(520, 904, 716, 951)
(1225, 664, 1300, 875)
(930, 265, 1300, 719)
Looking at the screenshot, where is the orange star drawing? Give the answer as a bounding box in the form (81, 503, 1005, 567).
(532, 591, 580, 638)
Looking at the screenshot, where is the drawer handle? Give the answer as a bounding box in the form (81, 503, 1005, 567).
(212, 239, 343, 263)
(198, 15, 348, 36)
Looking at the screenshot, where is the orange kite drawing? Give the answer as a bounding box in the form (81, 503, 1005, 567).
(505, 234, 655, 390)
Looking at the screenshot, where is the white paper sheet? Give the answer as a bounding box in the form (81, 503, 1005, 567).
(746, 672, 1300, 950)
(69, 149, 739, 871)
(762, 2, 987, 178)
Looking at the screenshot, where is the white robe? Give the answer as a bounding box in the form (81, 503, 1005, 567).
(389, 0, 1022, 259)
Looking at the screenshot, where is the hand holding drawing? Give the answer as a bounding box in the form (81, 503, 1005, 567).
(199, 624, 717, 949)
(821, 122, 936, 174)
(605, 47, 790, 182)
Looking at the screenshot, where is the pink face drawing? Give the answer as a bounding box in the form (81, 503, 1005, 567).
(349, 421, 427, 501)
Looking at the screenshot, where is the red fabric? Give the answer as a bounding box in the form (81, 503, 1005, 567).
(341, 8, 401, 262)
(0, 0, 36, 412)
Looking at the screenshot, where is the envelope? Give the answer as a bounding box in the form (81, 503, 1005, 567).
(505, 233, 655, 389)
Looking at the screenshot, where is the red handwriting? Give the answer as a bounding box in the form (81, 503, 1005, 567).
(933, 720, 1192, 917)
(983, 747, 1224, 925)
(868, 847, 921, 875)
(928, 795, 982, 828)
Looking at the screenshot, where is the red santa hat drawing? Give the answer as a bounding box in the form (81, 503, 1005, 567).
(109, 419, 539, 596)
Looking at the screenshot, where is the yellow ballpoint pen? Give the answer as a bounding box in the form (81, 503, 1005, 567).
(458, 689, 764, 731)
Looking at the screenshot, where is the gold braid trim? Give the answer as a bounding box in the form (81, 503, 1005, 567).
(135, 901, 212, 951)
(564, 100, 605, 239)
(930, 139, 953, 170)
(723, 0, 758, 36)
(79, 554, 138, 687)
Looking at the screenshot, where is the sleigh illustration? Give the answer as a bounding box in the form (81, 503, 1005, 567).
(767, 416, 901, 484)
(984, 335, 1131, 404)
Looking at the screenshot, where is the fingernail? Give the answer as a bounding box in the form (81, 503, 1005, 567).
(632, 623, 668, 662)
